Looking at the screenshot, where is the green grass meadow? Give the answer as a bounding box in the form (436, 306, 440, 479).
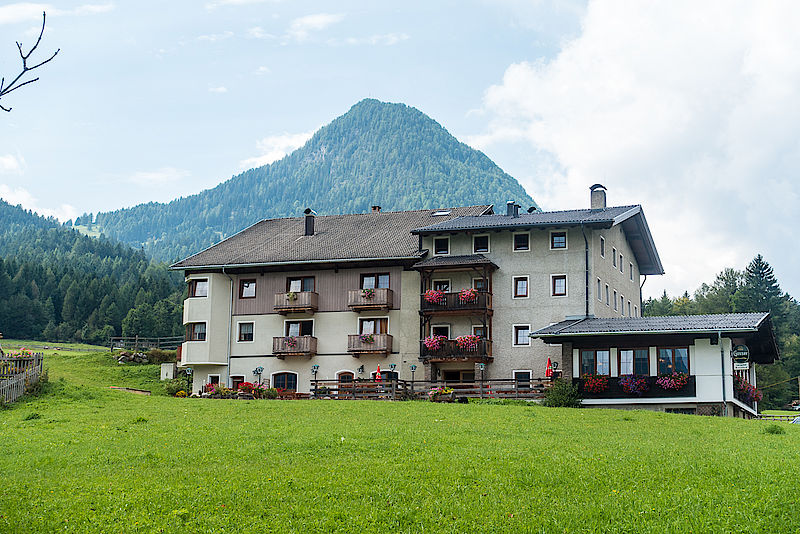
(1, 347, 800, 533)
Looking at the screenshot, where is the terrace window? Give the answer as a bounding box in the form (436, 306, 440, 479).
(472, 278, 488, 291)
(472, 325, 487, 338)
(239, 279, 256, 299)
(287, 276, 315, 293)
(658, 347, 689, 375)
(432, 279, 450, 292)
(514, 370, 532, 388)
(286, 320, 313, 337)
(361, 273, 390, 289)
(550, 231, 567, 249)
(473, 235, 490, 253)
(188, 279, 208, 298)
(513, 233, 530, 251)
(431, 325, 450, 339)
(272, 372, 298, 391)
(360, 317, 388, 335)
(513, 276, 529, 298)
(552, 275, 567, 297)
(238, 322, 254, 342)
(581, 349, 610, 376)
(619, 349, 649, 375)
(434, 237, 450, 255)
(186, 322, 206, 341)
(513, 325, 530, 346)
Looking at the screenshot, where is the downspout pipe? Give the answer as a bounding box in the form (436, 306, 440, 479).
(581, 223, 589, 318)
(640, 274, 648, 315)
(222, 267, 234, 387)
(719, 331, 727, 416)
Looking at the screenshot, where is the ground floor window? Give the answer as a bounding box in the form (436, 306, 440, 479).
(442, 370, 474, 382)
(581, 349, 610, 375)
(514, 370, 532, 388)
(231, 375, 245, 389)
(372, 370, 399, 381)
(208, 375, 220, 385)
(619, 348, 649, 375)
(273, 372, 298, 391)
(658, 347, 689, 374)
(338, 372, 354, 383)
(238, 322, 254, 342)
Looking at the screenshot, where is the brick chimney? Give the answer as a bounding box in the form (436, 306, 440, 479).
(506, 200, 520, 218)
(590, 184, 606, 210)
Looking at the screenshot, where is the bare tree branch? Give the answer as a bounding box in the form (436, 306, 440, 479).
(0, 11, 60, 112)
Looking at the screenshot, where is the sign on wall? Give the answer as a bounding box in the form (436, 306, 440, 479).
(732, 344, 750, 371)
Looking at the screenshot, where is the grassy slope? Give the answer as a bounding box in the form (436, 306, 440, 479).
(1, 348, 799, 533)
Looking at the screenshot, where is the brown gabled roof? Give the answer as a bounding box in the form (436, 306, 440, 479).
(170, 205, 492, 270)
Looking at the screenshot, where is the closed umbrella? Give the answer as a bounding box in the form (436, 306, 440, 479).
(375, 365, 382, 382)
(545, 358, 553, 378)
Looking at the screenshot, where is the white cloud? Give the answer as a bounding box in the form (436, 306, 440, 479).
(197, 30, 233, 42)
(208, 86, 228, 93)
(0, 154, 24, 174)
(239, 130, 314, 169)
(128, 167, 190, 186)
(0, 3, 114, 25)
(475, 1, 800, 298)
(335, 33, 410, 46)
(205, 0, 278, 9)
(287, 13, 344, 41)
(0, 184, 76, 221)
(253, 65, 271, 75)
(246, 26, 275, 40)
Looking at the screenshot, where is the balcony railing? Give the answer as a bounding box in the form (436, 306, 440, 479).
(419, 339, 492, 362)
(575, 375, 697, 399)
(420, 291, 492, 314)
(272, 336, 318, 358)
(734, 388, 756, 410)
(274, 291, 319, 314)
(347, 334, 393, 356)
(347, 288, 394, 311)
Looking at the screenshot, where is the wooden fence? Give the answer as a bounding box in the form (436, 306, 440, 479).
(0, 354, 44, 404)
(757, 414, 799, 422)
(108, 336, 184, 351)
(310, 378, 552, 401)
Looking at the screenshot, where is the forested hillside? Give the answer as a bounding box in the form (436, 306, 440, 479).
(0, 200, 183, 343)
(95, 99, 536, 262)
(643, 255, 800, 409)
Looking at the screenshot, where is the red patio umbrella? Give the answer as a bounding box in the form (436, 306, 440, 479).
(375, 365, 382, 382)
(545, 358, 553, 378)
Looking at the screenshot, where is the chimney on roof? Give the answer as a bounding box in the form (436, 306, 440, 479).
(303, 208, 316, 236)
(590, 184, 607, 210)
(527, 206, 537, 213)
(506, 200, 520, 218)
(371, 205, 381, 213)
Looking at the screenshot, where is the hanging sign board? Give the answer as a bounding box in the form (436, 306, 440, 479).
(732, 345, 750, 370)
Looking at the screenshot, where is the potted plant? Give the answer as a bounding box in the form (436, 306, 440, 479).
(428, 386, 455, 402)
(459, 288, 478, 303)
(285, 336, 298, 349)
(455, 334, 480, 351)
(582, 374, 609, 393)
(423, 335, 447, 351)
(361, 288, 375, 300)
(619, 374, 649, 396)
(655, 372, 689, 391)
(423, 289, 446, 304)
(359, 333, 375, 344)
(286, 291, 298, 301)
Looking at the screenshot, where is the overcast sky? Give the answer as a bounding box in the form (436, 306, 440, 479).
(1, 1, 798, 300)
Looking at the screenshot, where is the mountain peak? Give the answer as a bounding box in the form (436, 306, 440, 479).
(96, 100, 537, 262)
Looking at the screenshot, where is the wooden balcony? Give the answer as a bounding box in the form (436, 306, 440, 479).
(274, 291, 318, 314)
(420, 291, 492, 315)
(347, 288, 394, 311)
(272, 336, 318, 359)
(347, 334, 393, 357)
(419, 339, 493, 363)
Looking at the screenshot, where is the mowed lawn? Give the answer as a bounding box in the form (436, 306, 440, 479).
(1, 349, 799, 533)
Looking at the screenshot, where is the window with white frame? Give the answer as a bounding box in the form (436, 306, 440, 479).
(597, 278, 602, 301)
(600, 236, 605, 258)
(580, 350, 610, 376)
(272, 372, 298, 391)
(605, 284, 610, 305)
(431, 324, 450, 339)
(620, 295, 625, 315)
(513, 233, 530, 251)
(550, 231, 567, 250)
(237, 322, 254, 342)
(627, 301, 632, 317)
(514, 370, 532, 388)
(619, 253, 624, 273)
(433, 237, 450, 255)
(432, 279, 450, 292)
(473, 234, 490, 253)
(612, 248, 617, 267)
(513, 324, 530, 346)
(629, 262, 634, 282)
(613, 290, 618, 311)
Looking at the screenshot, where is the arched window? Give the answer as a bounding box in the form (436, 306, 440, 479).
(272, 372, 298, 391)
(337, 371, 354, 383)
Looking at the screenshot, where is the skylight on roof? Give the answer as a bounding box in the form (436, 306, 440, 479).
(432, 210, 451, 216)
